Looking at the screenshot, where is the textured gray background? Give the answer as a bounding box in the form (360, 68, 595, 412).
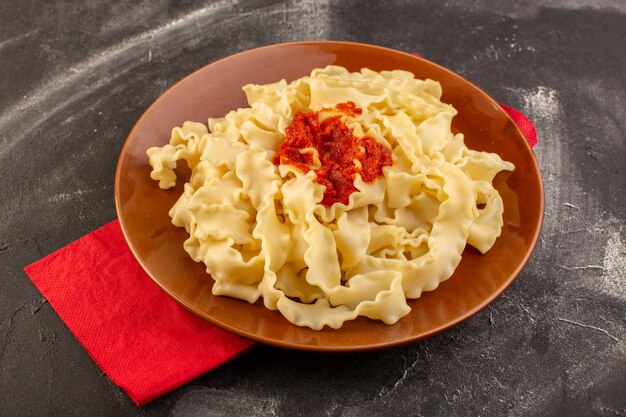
(1, 0, 625, 416)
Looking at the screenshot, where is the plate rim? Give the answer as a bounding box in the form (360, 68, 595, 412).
(114, 40, 544, 351)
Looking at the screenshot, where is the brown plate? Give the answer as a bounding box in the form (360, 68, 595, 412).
(114, 41, 543, 351)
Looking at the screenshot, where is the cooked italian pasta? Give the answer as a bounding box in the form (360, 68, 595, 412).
(147, 66, 514, 329)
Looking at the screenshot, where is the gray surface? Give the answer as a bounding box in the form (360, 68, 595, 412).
(1, 0, 625, 416)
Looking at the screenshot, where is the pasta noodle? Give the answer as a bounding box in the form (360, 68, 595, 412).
(147, 66, 514, 330)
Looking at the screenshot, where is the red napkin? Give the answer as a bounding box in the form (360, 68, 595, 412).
(24, 60, 537, 406)
(501, 104, 538, 147)
(25, 221, 255, 406)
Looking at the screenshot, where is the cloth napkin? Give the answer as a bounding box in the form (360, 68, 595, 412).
(24, 64, 537, 406)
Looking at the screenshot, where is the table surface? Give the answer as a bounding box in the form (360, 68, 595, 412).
(1, 0, 624, 416)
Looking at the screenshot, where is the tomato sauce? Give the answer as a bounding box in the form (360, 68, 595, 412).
(273, 101, 393, 206)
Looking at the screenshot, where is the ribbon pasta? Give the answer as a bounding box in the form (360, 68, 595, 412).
(147, 66, 514, 329)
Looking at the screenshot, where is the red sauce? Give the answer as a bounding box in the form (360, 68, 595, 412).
(273, 101, 393, 206)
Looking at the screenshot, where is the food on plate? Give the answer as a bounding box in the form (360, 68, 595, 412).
(147, 66, 514, 329)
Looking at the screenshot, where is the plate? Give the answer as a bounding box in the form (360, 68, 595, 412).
(114, 41, 543, 351)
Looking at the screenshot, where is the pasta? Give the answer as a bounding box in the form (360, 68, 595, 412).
(147, 66, 514, 330)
